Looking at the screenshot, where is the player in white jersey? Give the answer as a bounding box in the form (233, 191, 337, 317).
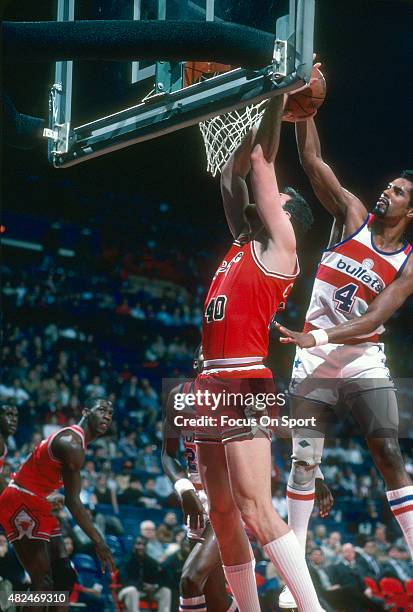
(162, 348, 238, 612)
(276, 78, 413, 608)
(0, 403, 18, 493)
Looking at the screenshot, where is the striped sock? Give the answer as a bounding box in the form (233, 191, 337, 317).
(179, 595, 206, 612)
(263, 530, 323, 612)
(286, 484, 315, 552)
(387, 486, 413, 557)
(223, 560, 260, 612)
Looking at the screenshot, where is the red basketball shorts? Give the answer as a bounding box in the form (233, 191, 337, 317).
(194, 368, 278, 444)
(0, 486, 61, 543)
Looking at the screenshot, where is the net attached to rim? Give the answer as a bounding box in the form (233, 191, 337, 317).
(199, 100, 268, 177)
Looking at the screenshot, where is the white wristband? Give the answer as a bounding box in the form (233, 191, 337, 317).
(174, 478, 195, 497)
(309, 329, 329, 346)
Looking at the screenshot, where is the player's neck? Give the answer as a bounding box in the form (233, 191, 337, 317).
(77, 419, 94, 444)
(371, 219, 406, 251)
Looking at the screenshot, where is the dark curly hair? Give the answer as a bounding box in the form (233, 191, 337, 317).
(283, 187, 314, 240)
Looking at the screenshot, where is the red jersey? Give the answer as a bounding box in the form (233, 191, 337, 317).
(12, 425, 86, 498)
(202, 237, 299, 363)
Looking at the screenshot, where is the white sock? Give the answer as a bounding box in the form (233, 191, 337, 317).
(179, 595, 206, 612)
(263, 530, 322, 612)
(287, 484, 315, 552)
(387, 486, 413, 557)
(223, 560, 260, 612)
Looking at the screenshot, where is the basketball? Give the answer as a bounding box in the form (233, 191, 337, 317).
(283, 67, 326, 122)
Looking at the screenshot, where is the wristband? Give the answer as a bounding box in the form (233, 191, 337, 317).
(308, 329, 329, 346)
(174, 478, 195, 497)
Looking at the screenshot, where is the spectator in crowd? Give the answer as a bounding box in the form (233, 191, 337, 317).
(119, 431, 139, 460)
(358, 540, 383, 581)
(308, 547, 387, 612)
(321, 531, 342, 565)
(272, 486, 288, 520)
(381, 545, 413, 581)
(374, 525, 391, 555)
(85, 375, 106, 398)
(136, 443, 162, 474)
(120, 476, 144, 506)
(0, 533, 28, 591)
(138, 478, 163, 509)
(118, 536, 171, 612)
(329, 544, 388, 611)
(140, 520, 166, 563)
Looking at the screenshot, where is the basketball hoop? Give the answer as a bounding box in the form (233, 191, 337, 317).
(193, 62, 268, 177)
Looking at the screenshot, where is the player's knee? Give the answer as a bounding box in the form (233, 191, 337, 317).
(209, 505, 239, 534)
(289, 443, 321, 491)
(235, 496, 269, 531)
(52, 557, 77, 592)
(30, 566, 54, 590)
(181, 566, 205, 596)
(367, 437, 404, 472)
(289, 460, 317, 489)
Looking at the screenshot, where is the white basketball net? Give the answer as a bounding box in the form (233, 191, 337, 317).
(199, 100, 268, 177)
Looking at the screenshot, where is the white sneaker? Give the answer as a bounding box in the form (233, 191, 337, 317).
(279, 585, 297, 609)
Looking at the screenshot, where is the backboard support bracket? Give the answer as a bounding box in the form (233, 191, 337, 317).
(46, 0, 315, 167)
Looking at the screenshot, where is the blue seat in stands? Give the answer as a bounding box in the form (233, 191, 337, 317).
(72, 553, 98, 573)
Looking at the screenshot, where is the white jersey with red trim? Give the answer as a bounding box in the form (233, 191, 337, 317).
(305, 214, 412, 341)
(202, 237, 299, 362)
(12, 425, 86, 497)
(0, 444, 7, 473)
(179, 382, 202, 486)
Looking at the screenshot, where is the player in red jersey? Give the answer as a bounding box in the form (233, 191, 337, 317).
(273, 77, 413, 607)
(162, 347, 238, 612)
(0, 402, 18, 492)
(0, 397, 115, 610)
(187, 95, 325, 612)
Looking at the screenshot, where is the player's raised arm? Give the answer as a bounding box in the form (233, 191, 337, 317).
(220, 95, 287, 239)
(249, 96, 297, 259)
(53, 433, 115, 573)
(295, 118, 366, 228)
(220, 126, 255, 239)
(277, 258, 413, 347)
(294, 64, 367, 231)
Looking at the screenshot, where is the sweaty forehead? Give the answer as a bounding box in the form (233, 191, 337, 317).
(393, 177, 413, 192)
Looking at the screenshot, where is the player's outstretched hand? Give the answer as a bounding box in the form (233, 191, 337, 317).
(95, 538, 116, 574)
(274, 322, 316, 348)
(182, 490, 205, 533)
(315, 478, 334, 518)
